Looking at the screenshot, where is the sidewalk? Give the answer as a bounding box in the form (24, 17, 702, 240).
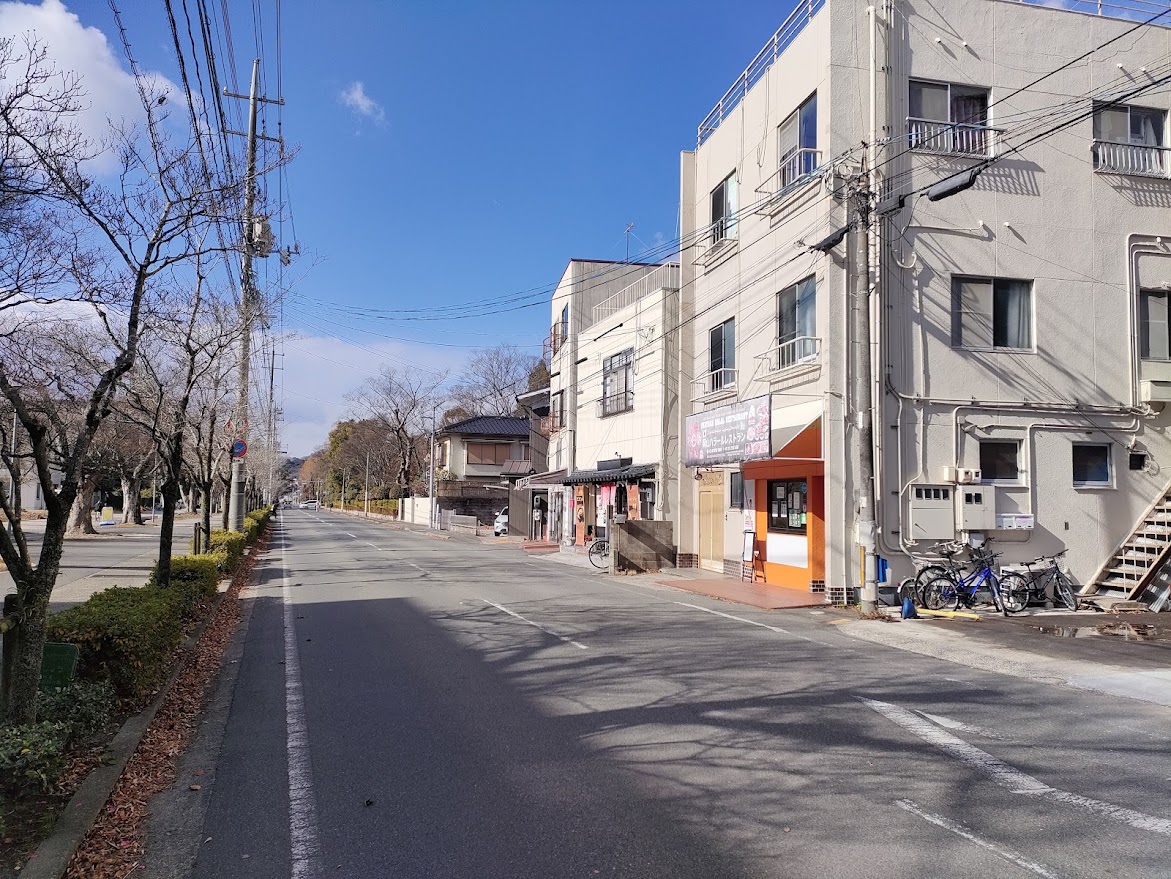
(839, 609, 1171, 709)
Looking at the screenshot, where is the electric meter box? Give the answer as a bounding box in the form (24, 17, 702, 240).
(908, 484, 956, 541)
(956, 486, 996, 532)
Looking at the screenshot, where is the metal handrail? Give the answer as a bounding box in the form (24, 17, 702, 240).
(757, 148, 823, 197)
(908, 118, 999, 157)
(1014, 0, 1171, 21)
(596, 390, 634, 417)
(697, 0, 826, 146)
(548, 322, 566, 357)
(692, 368, 738, 398)
(592, 264, 680, 323)
(755, 336, 821, 373)
(1092, 139, 1170, 178)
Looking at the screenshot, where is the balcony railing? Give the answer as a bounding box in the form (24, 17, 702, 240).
(548, 322, 567, 357)
(697, 0, 826, 146)
(592, 263, 680, 323)
(1092, 140, 1170, 178)
(537, 412, 563, 436)
(908, 118, 998, 157)
(597, 391, 634, 417)
(691, 368, 738, 400)
(756, 336, 821, 374)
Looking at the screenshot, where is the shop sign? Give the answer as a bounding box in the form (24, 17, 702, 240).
(684, 396, 772, 466)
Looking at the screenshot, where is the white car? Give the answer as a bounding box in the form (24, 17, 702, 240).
(299, 499, 319, 510)
(493, 509, 508, 536)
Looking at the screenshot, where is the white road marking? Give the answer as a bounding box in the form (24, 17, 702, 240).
(279, 516, 322, 878)
(480, 599, 588, 649)
(915, 710, 1002, 739)
(345, 532, 358, 538)
(674, 601, 829, 645)
(863, 698, 1171, 836)
(895, 799, 1063, 878)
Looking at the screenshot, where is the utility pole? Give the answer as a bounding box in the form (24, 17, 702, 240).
(364, 451, 370, 518)
(851, 151, 879, 613)
(427, 407, 437, 529)
(225, 60, 283, 531)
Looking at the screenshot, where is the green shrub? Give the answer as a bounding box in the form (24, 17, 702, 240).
(37, 680, 115, 740)
(367, 499, 399, 516)
(208, 529, 246, 571)
(148, 554, 221, 618)
(46, 587, 185, 702)
(0, 722, 69, 793)
(243, 508, 272, 545)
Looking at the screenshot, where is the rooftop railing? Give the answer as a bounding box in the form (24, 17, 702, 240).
(697, 0, 825, 147)
(1012, 0, 1171, 21)
(592, 263, 681, 324)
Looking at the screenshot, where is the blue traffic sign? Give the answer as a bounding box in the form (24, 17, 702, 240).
(231, 440, 248, 458)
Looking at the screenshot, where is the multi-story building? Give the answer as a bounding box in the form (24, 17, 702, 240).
(433, 415, 530, 524)
(677, 0, 1171, 608)
(544, 259, 681, 547)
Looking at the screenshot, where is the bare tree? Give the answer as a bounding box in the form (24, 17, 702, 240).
(121, 259, 239, 587)
(187, 344, 235, 542)
(449, 345, 540, 417)
(0, 37, 244, 724)
(348, 367, 447, 494)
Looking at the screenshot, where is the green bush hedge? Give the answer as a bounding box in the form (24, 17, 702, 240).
(148, 554, 221, 618)
(37, 680, 115, 741)
(243, 508, 272, 545)
(46, 587, 185, 703)
(367, 499, 399, 516)
(0, 721, 69, 793)
(208, 529, 246, 571)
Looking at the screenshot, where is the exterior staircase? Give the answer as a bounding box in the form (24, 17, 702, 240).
(1086, 484, 1171, 603)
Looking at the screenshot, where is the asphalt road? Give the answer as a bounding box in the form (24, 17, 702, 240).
(155, 509, 1171, 879)
(0, 518, 194, 608)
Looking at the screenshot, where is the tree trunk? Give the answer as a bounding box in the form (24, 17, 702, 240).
(130, 477, 144, 525)
(154, 477, 180, 589)
(219, 480, 229, 530)
(200, 483, 212, 544)
(67, 476, 97, 535)
(120, 475, 133, 524)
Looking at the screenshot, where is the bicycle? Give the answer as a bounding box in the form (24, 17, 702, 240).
(588, 538, 610, 569)
(920, 543, 1029, 616)
(1008, 551, 1078, 612)
(904, 541, 969, 605)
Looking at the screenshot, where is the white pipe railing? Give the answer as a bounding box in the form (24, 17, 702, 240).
(1092, 140, 1170, 177)
(592, 264, 680, 323)
(691, 368, 738, 398)
(756, 336, 821, 374)
(908, 118, 998, 157)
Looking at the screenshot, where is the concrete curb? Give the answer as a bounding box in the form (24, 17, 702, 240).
(20, 562, 243, 879)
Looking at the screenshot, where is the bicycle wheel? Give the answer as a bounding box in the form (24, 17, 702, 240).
(588, 540, 609, 569)
(997, 572, 1029, 614)
(1052, 570, 1078, 611)
(913, 565, 949, 604)
(921, 576, 957, 611)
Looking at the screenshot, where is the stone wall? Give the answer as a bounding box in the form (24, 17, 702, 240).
(616, 520, 676, 573)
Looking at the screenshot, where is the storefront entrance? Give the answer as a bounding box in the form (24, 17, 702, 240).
(698, 471, 724, 572)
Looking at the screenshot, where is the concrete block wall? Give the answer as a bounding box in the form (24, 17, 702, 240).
(616, 520, 676, 572)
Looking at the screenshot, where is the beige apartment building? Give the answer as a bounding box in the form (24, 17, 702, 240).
(543, 260, 681, 547)
(676, 0, 1171, 609)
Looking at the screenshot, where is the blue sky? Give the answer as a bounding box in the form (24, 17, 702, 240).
(4, 0, 802, 453)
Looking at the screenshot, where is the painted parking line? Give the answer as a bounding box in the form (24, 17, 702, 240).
(480, 599, 588, 650)
(862, 697, 1171, 836)
(895, 799, 1062, 879)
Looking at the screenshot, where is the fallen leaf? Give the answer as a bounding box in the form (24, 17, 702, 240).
(189, 784, 202, 791)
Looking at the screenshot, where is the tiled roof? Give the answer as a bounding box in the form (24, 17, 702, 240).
(441, 415, 530, 437)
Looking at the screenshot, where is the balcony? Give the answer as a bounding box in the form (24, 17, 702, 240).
(691, 368, 738, 402)
(548, 322, 567, 357)
(1093, 140, 1170, 178)
(908, 118, 998, 158)
(596, 390, 634, 417)
(537, 412, 563, 436)
(592, 263, 680, 324)
(755, 149, 823, 214)
(756, 336, 821, 376)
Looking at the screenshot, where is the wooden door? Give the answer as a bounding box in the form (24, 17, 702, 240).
(698, 474, 724, 572)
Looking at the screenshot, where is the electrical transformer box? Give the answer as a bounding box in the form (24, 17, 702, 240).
(956, 487, 996, 532)
(907, 484, 955, 542)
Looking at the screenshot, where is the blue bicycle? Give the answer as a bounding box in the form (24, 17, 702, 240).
(920, 543, 1028, 616)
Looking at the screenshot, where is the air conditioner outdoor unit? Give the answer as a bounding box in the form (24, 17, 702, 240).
(941, 466, 981, 484)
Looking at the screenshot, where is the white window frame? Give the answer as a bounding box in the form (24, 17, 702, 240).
(1072, 443, 1113, 489)
(951, 276, 1035, 352)
(710, 172, 738, 244)
(979, 440, 1022, 486)
(1140, 289, 1171, 361)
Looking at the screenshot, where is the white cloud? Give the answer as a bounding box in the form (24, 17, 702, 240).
(339, 80, 385, 125)
(279, 332, 461, 457)
(0, 0, 178, 169)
